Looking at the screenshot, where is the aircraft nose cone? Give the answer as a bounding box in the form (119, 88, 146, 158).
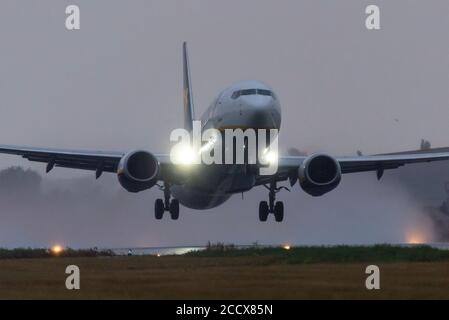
(245, 95, 272, 109)
(243, 96, 280, 129)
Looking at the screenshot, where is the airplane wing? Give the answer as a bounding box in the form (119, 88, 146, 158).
(3, 143, 449, 185)
(337, 149, 449, 175)
(0, 144, 175, 181)
(0, 145, 185, 186)
(269, 147, 449, 186)
(0, 144, 125, 177)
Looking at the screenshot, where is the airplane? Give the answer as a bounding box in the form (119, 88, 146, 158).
(2, 42, 449, 223)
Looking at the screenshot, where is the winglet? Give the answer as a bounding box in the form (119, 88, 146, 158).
(183, 42, 195, 131)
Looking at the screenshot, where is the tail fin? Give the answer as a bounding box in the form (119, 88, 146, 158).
(183, 42, 195, 131)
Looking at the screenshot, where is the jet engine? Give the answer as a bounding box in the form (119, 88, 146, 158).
(117, 150, 159, 192)
(298, 153, 341, 196)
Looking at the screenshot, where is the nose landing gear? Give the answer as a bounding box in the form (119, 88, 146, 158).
(154, 182, 179, 220)
(259, 182, 289, 222)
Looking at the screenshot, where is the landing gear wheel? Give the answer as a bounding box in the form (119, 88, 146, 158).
(260, 181, 289, 222)
(155, 199, 164, 220)
(274, 201, 284, 222)
(155, 182, 181, 220)
(169, 199, 180, 220)
(259, 201, 269, 222)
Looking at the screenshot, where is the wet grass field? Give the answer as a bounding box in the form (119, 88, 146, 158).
(0, 245, 448, 299)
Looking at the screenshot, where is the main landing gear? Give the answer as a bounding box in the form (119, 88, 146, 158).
(259, 182, 289, 222)
(154, 182, 179, 220)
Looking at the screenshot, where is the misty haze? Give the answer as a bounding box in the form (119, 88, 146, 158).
(1, 151, 448, 248)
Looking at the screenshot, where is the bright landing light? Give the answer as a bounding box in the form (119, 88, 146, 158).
(265, 151, 278, 164)
(407, 234, 426, 244)
(405, 229, 429, 244)
(262, 149, 278, 165)
(51, 245, 64, 255)
(171, 144, 197, 165)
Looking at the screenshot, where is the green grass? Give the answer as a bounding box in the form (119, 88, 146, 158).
(1, 245, 449, 298)
(185, 244, 449, 263)
(1, 255, 449, 299)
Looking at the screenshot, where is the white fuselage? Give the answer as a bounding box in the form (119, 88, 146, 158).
(171, 80, 281, 209)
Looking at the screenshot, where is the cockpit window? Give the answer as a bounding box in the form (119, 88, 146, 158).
(231, 91, 239, 99)
(241, 89, 257, 96)
(231, 88, 275, 99)
(257, 89, 272, 96)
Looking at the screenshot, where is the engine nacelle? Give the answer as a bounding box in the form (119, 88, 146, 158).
(117, 150, 159, 193)
(298, 153, 341, 196)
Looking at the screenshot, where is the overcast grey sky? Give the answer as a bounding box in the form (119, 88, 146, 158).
(0, 1, 449, 247)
